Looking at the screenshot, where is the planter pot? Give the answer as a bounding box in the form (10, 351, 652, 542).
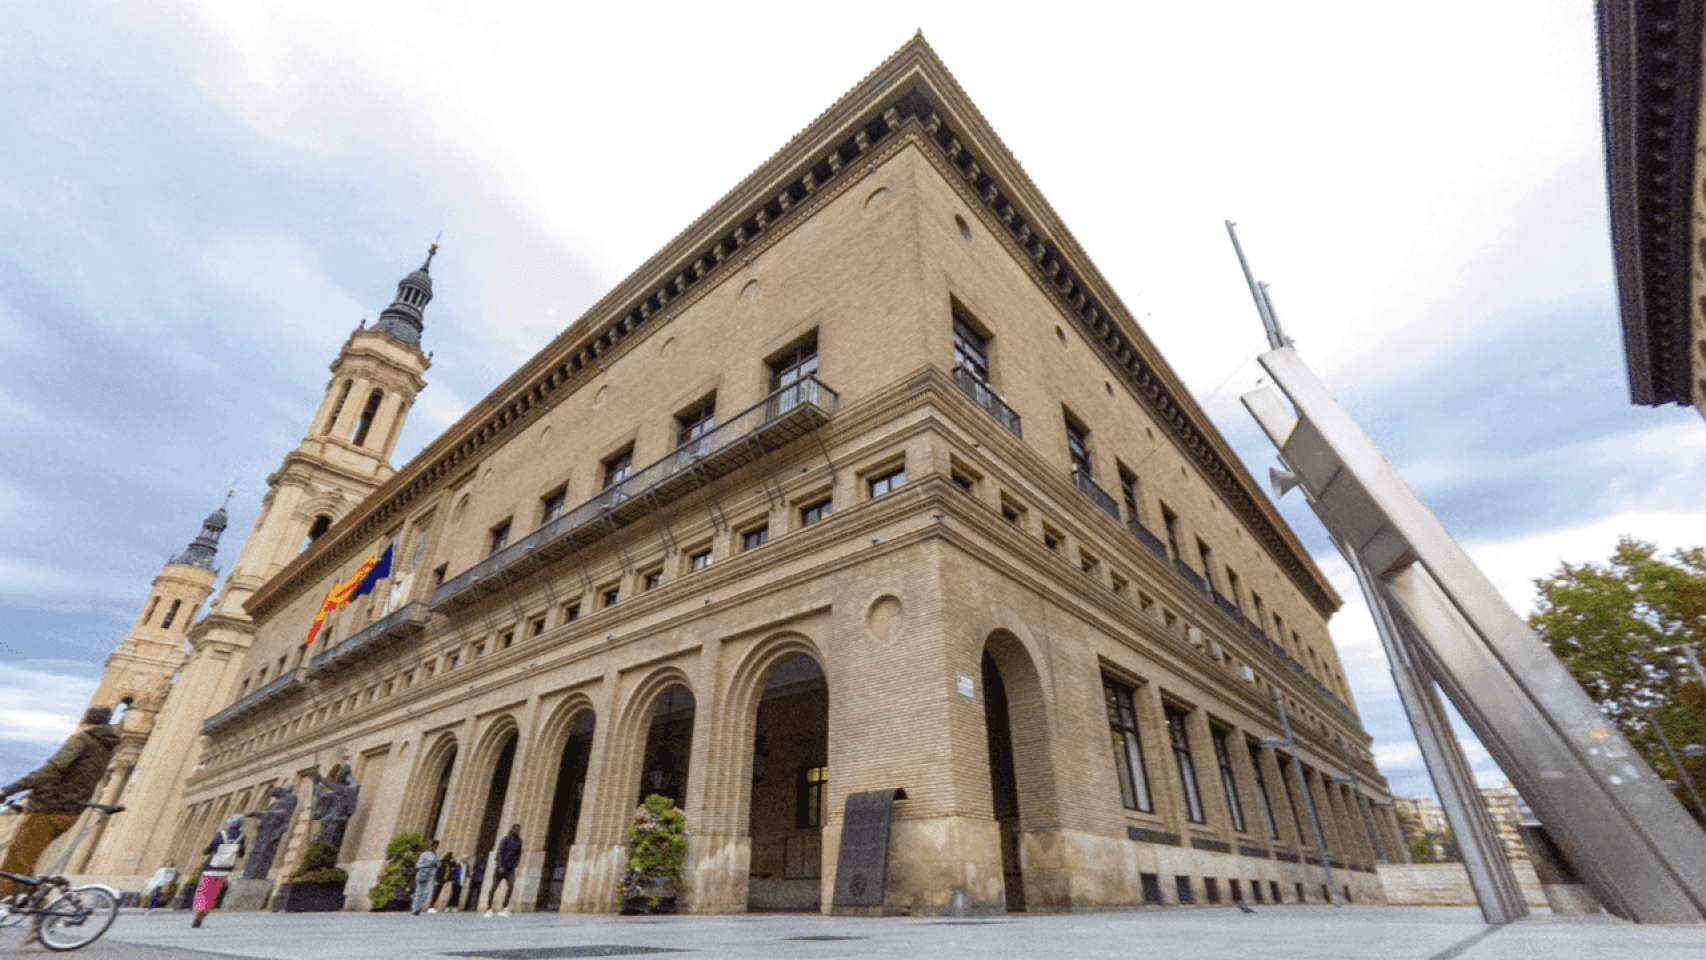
(620, 894, 678, 916)
(274, 880, 347, 912)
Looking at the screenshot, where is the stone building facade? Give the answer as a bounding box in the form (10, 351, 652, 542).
(127, 37, 1403, 914)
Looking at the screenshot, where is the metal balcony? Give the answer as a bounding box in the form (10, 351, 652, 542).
(309, 602, 431, 676)
(201, 668, 302, 735)
(1071, 469, 1121, 521)
(952, 366, 1022, 439)
(1174, 559, 1208, 595)
(1211, 590, 1242, 621)
(1129, 519, 1169, 563)
(432, 375, 838, 610)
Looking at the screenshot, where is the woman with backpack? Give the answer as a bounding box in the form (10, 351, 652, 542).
(192, 815, 247, 928)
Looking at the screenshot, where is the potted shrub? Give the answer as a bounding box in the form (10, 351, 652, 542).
(275, 842, 350, 912)
(368, 832, 424, 912)
(617, 794, 687, 915)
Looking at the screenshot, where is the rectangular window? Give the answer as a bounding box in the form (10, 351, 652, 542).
(1227, 569, 1244, 613)
(1176, 876, 1195, 905)
(768, 331, 820, 394)
(432, 564, 448, 589)
(1119, 465, 1141, 525)
(603, 446, 634, 489)
(1161, 504, 1181, 562)
(1104, 678, 1153, 812)
(742, 525, 769, 550)
(472, 643, 485, 660)
(602, 586, 620, 608)
(676, 396, 716, 450)
(500, 630, 514, 649)
(952, 313, 990, 382)
(540, 487, 567, 525)
(529, 617, 546, 638)
(797, 765, 827, 829)
(1213, 727, 1248, 833)
(799, 499, 832, 527)
(1196, 539, 1216, 590)
(160, 599, 182, 630)
(1166, 705, 1205, 823)
(868, 466, 906, 497)
(446, 653, 459, 670)
(689, 548, 712, 570)
(642, 569, 662, 591)
(563, 601, 581, 623)
(1001, 497, 1024, 526)
(489, 520, 512, 556)
(1042, 525, 1062, 552)
(1065, 413, 1093, 479)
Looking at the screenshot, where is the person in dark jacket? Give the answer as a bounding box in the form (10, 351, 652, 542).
(0, 706, 119, 897)
(463, 856, 485, 912)
(191, 815, 247, 928)
(483, 825, 523, 917)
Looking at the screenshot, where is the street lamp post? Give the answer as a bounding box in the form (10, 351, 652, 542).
(1261, 693, 1342, 906)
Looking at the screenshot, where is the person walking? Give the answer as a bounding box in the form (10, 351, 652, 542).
(191, 815, 246, 928)
(484, 824, 522, 917)
(436, 852, 462, 912)
(0, 706, 120, 897)
(411, 840, 441, 916)
(143, 861, 177, 912)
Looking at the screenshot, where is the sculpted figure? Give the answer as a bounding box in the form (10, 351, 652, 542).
(308, 764, 360, 853)
(242, 784, 298, 879)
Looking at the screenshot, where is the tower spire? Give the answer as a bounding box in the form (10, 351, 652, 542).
(170, 493, 231, 571)
(372, 242, 439, 347)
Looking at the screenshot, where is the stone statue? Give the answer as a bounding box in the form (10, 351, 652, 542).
(308, 763, 360, 854)
(242, 784, 299, 880)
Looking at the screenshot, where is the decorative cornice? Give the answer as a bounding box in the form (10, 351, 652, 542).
(248, 34, 1337, 618)
(1600, 0, 1704, 405)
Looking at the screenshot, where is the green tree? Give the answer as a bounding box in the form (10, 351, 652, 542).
(1528, 539, 1706, 828)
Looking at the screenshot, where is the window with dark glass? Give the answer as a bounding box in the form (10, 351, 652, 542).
(1227, 569, 1244, 613)
(797, 765, 827, 829)
(742, 525, 769, 550)
(489, 520, 511, 556)
(689, 549, 712, 570)
(953, 314, 990, 382)
(1248, 741, 1280, 840)
(868, 466, 906, 497)
(676, 396, 716, 449)
(1105, 678, 1153, 812)
(1065, 414, 1093, 478)
(1166, 705, 1205, 823)
(1212, 727, 1247, 833)
(540, 487, 566, 525)
(1197, 539, 1217, 590)
(1119, 465, 1141, 524)
(1161, 504, 1182, 562)
(768, 332, 819, 393)
(602, 587, 620, 608)
(799, 499, 832, 526)
(563, 601, 580, 623)
(603, 446, 634, 489)
(642, 569, 662, 591)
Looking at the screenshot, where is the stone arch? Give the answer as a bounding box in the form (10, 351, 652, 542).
(705, 632, 827, 837)
(980, 627, 1062, 911)
(586, 667, 696, 847)
(446, 715, 523, 861)
(398, 731, 461, 839)
(525, 693, 599, 911)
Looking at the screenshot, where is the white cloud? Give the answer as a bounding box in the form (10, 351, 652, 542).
(0, 662, 100, 748)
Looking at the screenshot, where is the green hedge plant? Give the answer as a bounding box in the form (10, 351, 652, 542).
(616, 795, 687, 906)
(368, 832, 424, 909)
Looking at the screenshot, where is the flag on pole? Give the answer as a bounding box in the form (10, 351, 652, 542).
(304, 542, 396, 646)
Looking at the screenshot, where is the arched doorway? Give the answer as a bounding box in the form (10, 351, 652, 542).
(980, 632, 1060, 912)
(637, 686, 694, 808)
(746, 654, 828, 911)
(473, 733, 518, 860)
(423, 746, 458, 841)
(538, 711, 595, 909)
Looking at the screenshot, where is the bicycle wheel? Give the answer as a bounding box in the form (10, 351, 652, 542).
(38, 885, 117, 951)
(0, 896, 22, 927)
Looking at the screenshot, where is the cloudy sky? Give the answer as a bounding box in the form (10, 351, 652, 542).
(4, 1, 1704, 805)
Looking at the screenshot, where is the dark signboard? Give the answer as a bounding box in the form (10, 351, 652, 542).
(832, 788, 907, 906)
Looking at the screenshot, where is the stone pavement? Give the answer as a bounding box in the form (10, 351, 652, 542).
(3, 906, 1705, 960)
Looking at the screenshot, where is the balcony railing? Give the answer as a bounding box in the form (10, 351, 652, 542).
(309, 602, 431, 676)
(432, 375, 838, 610)
(202, 668, 302, 734)
(1071, 469, 1121, 521)
(1174, 559, 1208, 595)
(952, 366, 1022, 439)
(1211, 590, 1242, 621)
(1129, 519, 1169, 563)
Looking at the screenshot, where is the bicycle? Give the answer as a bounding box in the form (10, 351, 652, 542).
(0, 799, 124, 951)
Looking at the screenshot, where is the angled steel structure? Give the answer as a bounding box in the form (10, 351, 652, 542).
(1239, 346, 1706, 924)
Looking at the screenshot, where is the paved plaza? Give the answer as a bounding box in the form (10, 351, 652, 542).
(2, 906, 1704, 960)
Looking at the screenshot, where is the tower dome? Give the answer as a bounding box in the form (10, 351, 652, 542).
(171, 493, 231, 571)
(373, 243, 438, 348)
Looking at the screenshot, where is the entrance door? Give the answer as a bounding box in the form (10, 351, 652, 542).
(538, 713, 594, 909)
(982, 652, 1024, 911)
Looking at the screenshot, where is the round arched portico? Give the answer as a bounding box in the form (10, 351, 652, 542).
(978, 627, 1064, 912)
(710, 635, 830, 914)
(514, 694, 598, 912)
(397, 732, 461, 842)
(438, 717, 522, 866)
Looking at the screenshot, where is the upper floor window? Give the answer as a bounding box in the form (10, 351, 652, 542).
(676, 396, 716, 450)
(868, 466, 906, 497)
(953, 314, 990, 382)
(768, 332, 819, 394)
(689, 548, 713, 570)
(799, 499, 833, 527)
(1161, 504, 1182, 562)
(1105, 677, 1153, 812)
(540, 487, 567, 526)
(160, 599, 183, 630)
(350, 389, 384, 447)
(603, 446, 634, 489)
(742, 525, 769, 551)
(1166, 705, 1206, 824)
(1065, 414, 1092, 479)
(1197, 539, 1216, 588)
(303, 514, 333, 551)
(1212, 727, 1247, 833)
(1119, 465, 1141, 525)
(489, 520, 512, 556)
(1227, 569, 1244, 612)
